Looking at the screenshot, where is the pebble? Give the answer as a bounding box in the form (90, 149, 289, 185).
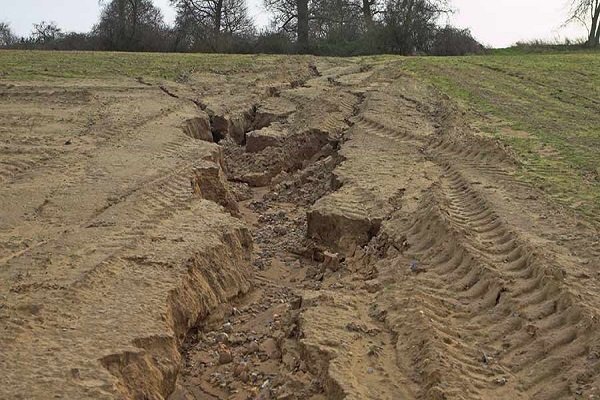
(223, 322, 233, 333)
(245, 341, 260, 354)
(218, 349, 233, 364)
(233, 362, 249, 377)
(216, 332, 229, 344)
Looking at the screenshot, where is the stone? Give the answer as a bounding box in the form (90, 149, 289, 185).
(253, 97, 296, 129)
(216, 332, 229, 344)
(363, 279, 382, 293)
(223, 322, 233, 333)
(217, 345, 233, 364)
(233, 362, 249, 377)
(246, 126, 287, 153)
(245, 341, 260, 354)
(322, 251, 341, 272)
(240, 171, 274, 187)
(260, 338, 281, 360)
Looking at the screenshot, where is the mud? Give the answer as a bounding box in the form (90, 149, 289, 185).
(1, 58, 599, 400)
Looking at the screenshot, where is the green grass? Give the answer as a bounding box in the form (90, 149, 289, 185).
(399, 53, 600, 222)
(0, 50, 309, 80)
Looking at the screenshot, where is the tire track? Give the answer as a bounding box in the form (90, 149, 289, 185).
(391, 159, 599, 399)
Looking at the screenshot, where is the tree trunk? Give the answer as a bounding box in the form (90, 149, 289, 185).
(129, 0, 139, 50)
(215, 0, 224, 34)
(117, 0, 126, 50)
(588, 4, 600, 47)
(362, 0, 374, 30)
(297, 0, 309, 53)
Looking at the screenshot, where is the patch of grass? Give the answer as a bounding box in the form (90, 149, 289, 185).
(399, 53, 600, 221)
(0, 50, 311, 80)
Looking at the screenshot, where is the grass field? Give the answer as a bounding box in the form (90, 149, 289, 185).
(1, 49, 598, 221)
(0, 50, 309, 80)
(400, 52, 600, 222)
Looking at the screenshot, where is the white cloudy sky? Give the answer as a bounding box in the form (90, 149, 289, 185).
(1, 0, 588, 48)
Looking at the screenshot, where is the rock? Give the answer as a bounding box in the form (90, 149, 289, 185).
(246, 126, 287, 153)
(216, 332, 229, 344)
(363, 279, 381, 293)
(229, 335, 245, 346)
(253, 98, 295, 129)
(273, 226, 287, 236)
(223, 322, 233, 333)
(233, 362, 249, 377)
(368, 304, 387, 322)
(245, 341, 260, 354)
(494, 377, 508, 386)
(260, 338, 281, 360)
(240, 171, 274, 187)
(218, 346, 233, 364)
(322, 251, 341, 272)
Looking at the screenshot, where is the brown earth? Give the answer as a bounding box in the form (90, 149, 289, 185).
(1, 57, 599, 400)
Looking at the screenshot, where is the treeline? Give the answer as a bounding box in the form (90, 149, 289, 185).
(0, 0, 484, 56)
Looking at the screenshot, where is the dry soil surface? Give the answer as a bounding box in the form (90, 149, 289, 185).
(1, 58, 600, 400)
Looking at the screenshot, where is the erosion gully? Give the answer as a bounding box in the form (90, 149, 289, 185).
(170, 66, 360, 400)
(173, 145, 346, 399)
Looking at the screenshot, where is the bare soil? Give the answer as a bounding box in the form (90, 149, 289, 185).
(1, 57, 599, 400)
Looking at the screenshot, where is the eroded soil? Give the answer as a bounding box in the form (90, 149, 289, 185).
(1, 57, 600, 400)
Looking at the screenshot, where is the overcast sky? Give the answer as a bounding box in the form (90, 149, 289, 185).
(1, 0, 588, 48)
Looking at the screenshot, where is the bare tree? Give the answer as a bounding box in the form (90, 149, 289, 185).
(311, 0, 363, 42)
(31, 21, 63, 44)
(221, 0, 255, 35)
(170, 0, 253, 35)
(0, 22, 17, 47)
(96, 0, 166, 51)
(381, 0, 451, 54)
(264, 0, 311, 52)
(566, 0, 600, 46)
(358, 0, 381, 29)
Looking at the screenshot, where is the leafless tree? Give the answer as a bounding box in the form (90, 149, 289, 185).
(264, 0, 310, 52)
(31, 21, 63, 43)
(566, 0, 600, 46)
(356, 0, 381, 29)
(170, 0, 253, 35)
(310, 0, 363, 41)
(0, 22, 17, 47)
(96, 0, 166, 50)
(171, 0, 254, 51)
(381, 0, 452, 54)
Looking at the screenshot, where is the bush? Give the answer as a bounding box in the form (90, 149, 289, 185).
(431, 26, 485, 56)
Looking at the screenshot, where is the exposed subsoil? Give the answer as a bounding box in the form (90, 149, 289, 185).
(2, 58, 600, 400)
(172, 62, 600, 400)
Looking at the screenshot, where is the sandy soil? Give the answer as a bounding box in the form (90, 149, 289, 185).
(1, 57, 599, 400)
